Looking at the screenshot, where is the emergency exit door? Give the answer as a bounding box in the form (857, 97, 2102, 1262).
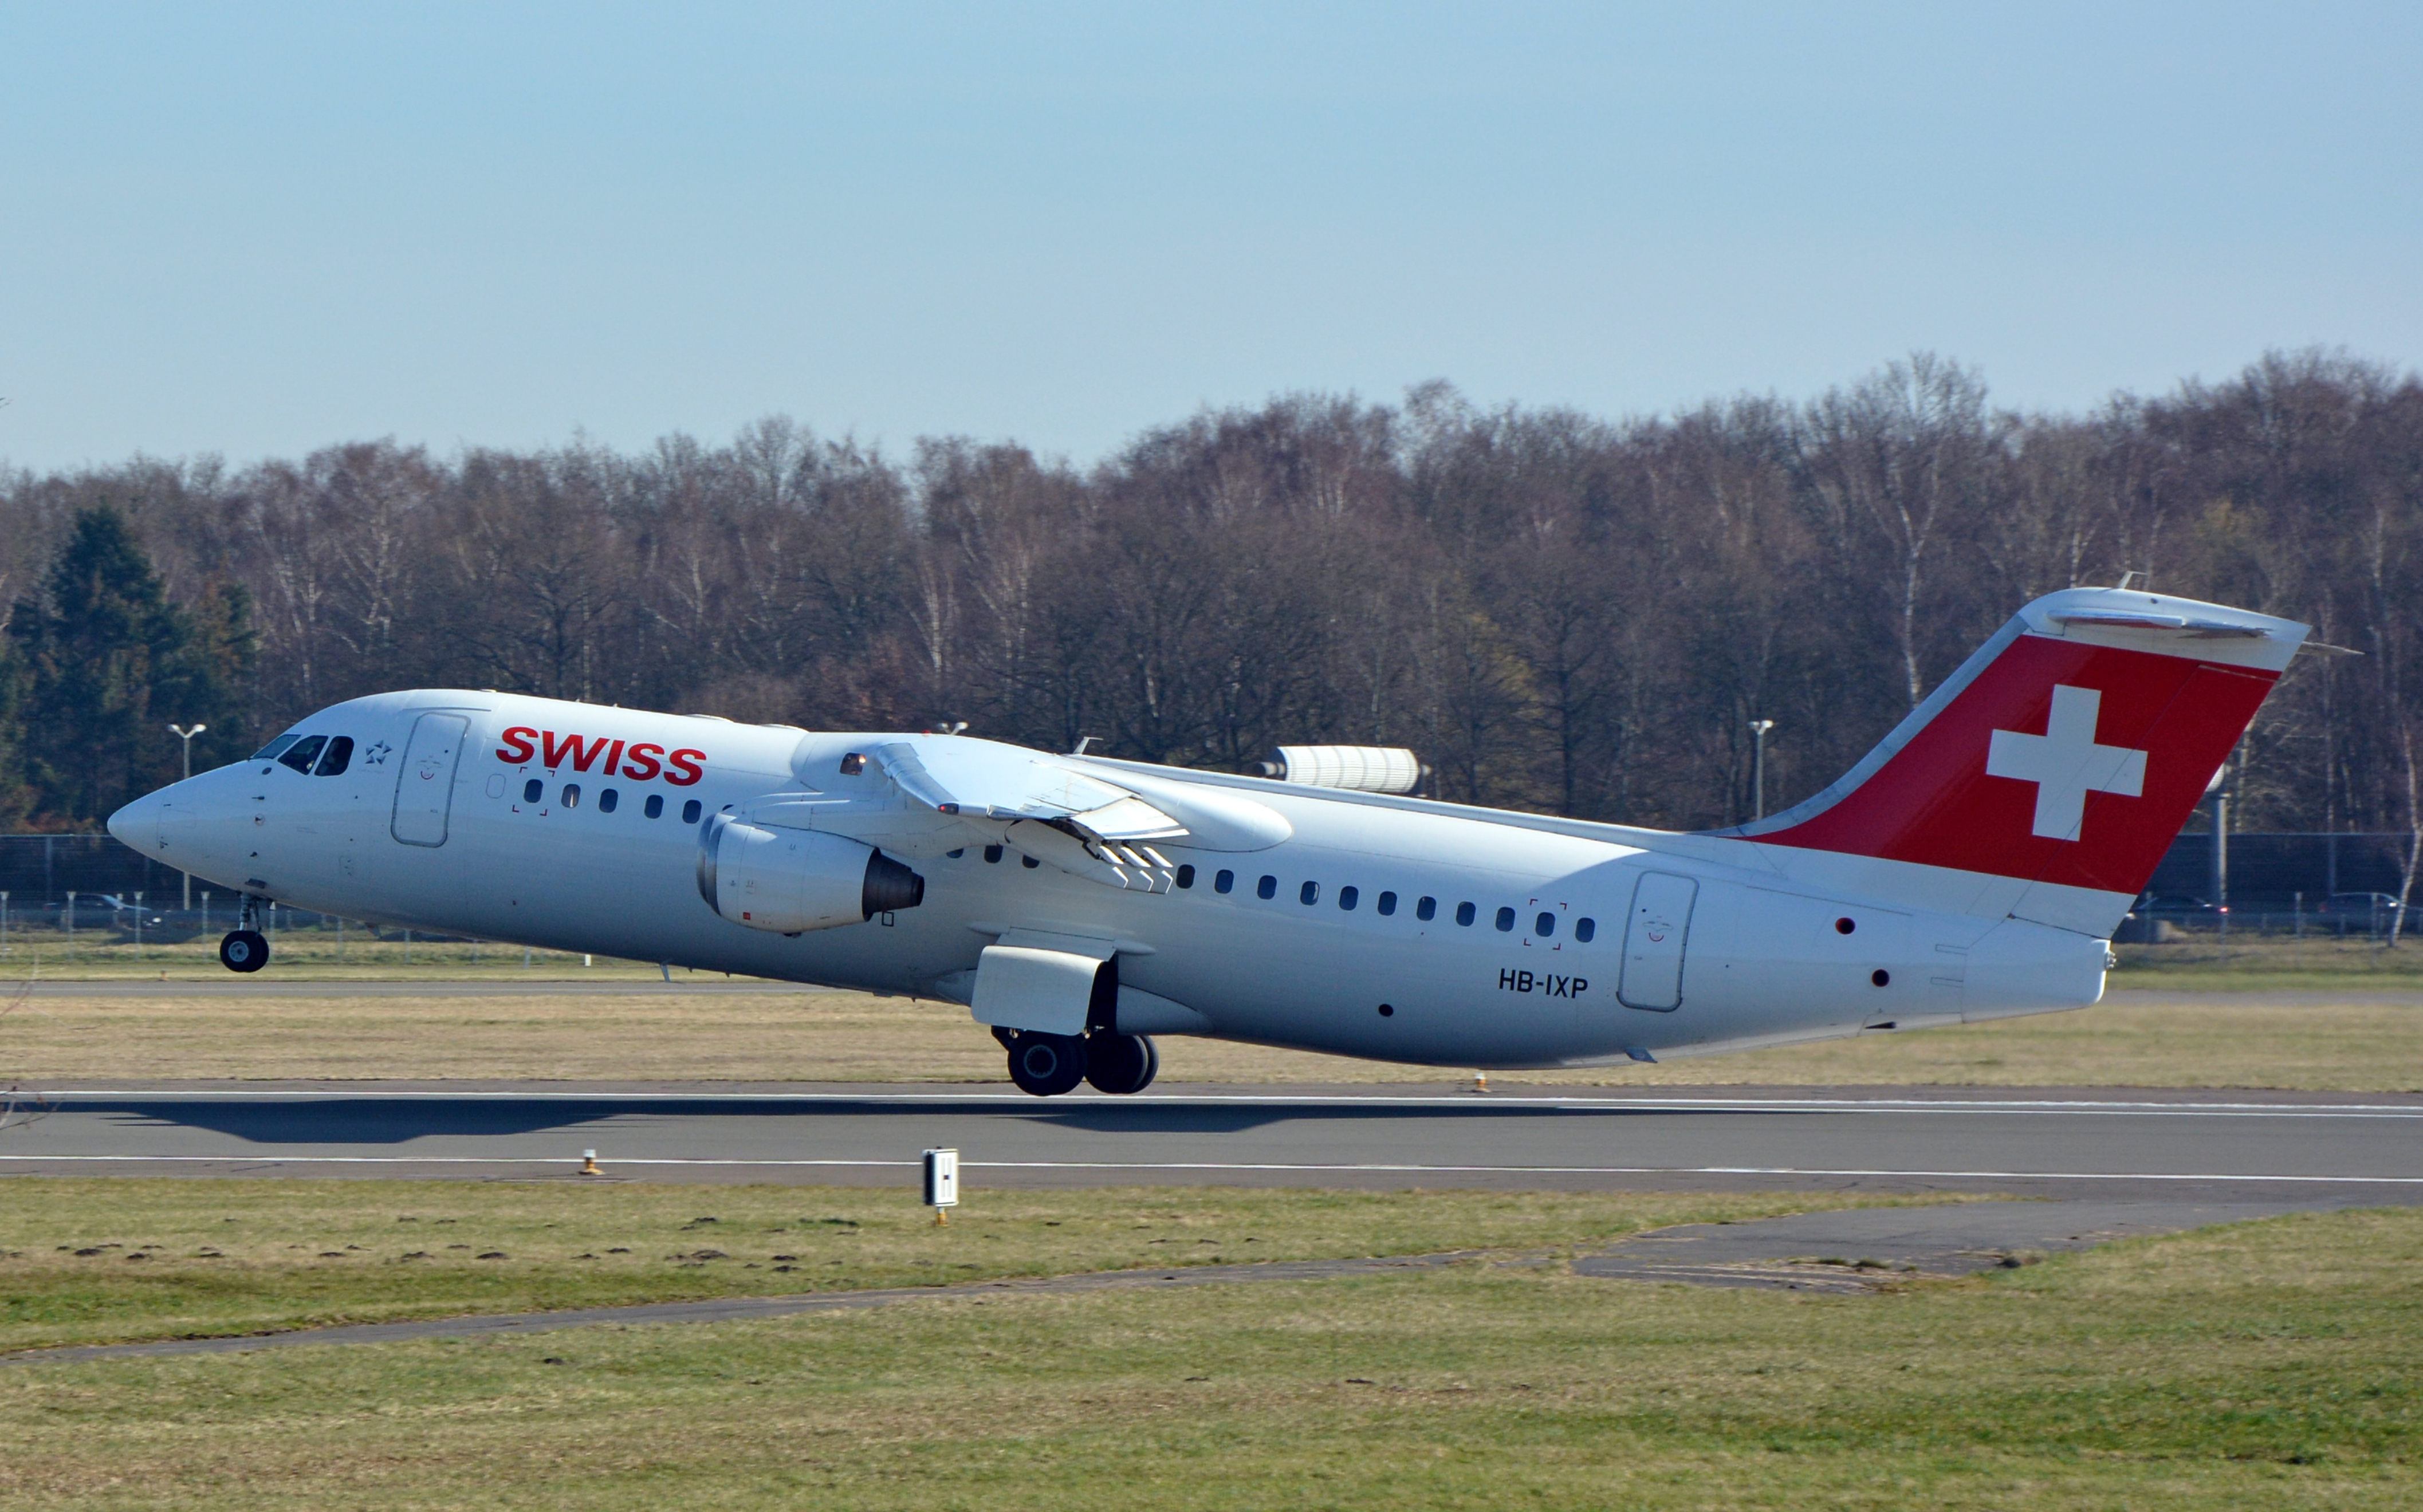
(1618, 872, 1697, 1011)
(390, 713, 469, 846)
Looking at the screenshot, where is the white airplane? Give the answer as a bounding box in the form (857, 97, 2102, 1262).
(109, 586, 2306, 1096)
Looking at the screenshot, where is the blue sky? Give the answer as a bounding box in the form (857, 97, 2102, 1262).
(2, 3, 2416, 471)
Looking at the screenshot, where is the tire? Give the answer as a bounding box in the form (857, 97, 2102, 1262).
(1083, 1033, 1158, 1095)
(219, 930, 269, 974)
(1006, 1032, 1087, 1097)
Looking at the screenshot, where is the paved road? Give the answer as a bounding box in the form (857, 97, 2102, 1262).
(5, 1082, 2419, 1202)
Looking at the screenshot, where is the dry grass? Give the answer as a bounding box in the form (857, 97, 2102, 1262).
(0, 1205, 2414, 1509)
(0, 933, 667, 979)
(2, 984, 2418, 1089)
(0, 1179, 1932, 1352)
(2113, 931, 2423, 985)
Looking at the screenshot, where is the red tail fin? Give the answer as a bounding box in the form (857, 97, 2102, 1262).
(1732, 589, 2307, 900)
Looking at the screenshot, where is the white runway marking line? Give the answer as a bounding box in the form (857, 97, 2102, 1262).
(2, 1154, 2420, 1184)
(26, 1090, 2423, 1119)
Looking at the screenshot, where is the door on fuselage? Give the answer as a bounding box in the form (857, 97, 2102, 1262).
(1618, 872, 1697, 1011)
(391, 713, 470, 847)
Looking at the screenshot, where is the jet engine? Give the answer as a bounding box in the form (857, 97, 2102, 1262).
(1257, 745, 1429, 795)
(697, 814, 925, 933)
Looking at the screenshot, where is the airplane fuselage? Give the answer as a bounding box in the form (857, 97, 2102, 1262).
(120, 687, 2109, 1070)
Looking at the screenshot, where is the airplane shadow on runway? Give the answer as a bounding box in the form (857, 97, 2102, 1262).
(57, 1096, 1809, 1145)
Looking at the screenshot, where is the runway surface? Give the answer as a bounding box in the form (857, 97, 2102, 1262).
(5, 1082, 2420, 1203)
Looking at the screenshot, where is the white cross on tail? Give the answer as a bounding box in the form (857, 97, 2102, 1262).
(1985, 684, 2147, 841)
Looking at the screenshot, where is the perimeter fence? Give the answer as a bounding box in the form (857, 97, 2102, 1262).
(0, 834, 455, 948)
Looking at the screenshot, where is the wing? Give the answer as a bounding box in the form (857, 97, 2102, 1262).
(739, 736, 1288, 895)
(871, 739, 1189, 891)
(873, 740, 1188, 841)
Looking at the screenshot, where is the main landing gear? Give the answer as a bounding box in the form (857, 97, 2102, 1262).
(1083, 1031, 1158, 1095)
(219, 897, 269, 974)
(996, 1028, 1159, 1097)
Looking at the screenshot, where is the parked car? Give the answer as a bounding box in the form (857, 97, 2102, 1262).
(64, 892, 204, 945)
(2315, 892, 2406, 936)
(2115, 892, 2220, 943)
(2134, 893, 2220, 916)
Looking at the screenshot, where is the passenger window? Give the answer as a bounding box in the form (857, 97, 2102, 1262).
(839, 753, 866, 775)
(1417, 896, 1437, 922)
(1339, 885, 1358, 911)
(599, 788, 619, 813)
(1575, 917, 1596, 942)
(1535, 912, 1555, 937)
(1456, 901, 1476, 927)
(1216, 869, 1235, 893)
(1300, 880, 1319, 905)
(644, 794, 664, 818)
(314, 736, 353, 776)
(1377, 891, 1397, 916)
(948, 848, 964, 859)
(253, 734, 301, 761)
(277, 735, 327, 775)
(1257, 875, 1277, 900)
(682, 799, 702, 824)
(984, 845, 1004, 864)
(524, 778, 543, 803)
(1176, 864, 1196, 889)
(562, 785, 581, 808)
(1021, 855, 1040, 869)
(1494, 907, 1515, 932)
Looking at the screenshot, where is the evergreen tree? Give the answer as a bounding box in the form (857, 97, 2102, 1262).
(8, 507, 253, 828)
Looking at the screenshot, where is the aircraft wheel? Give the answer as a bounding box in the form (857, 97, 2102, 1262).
(1083, 1033, 1158, 1094)
(1006, 1033, 1087, 1097)
(219, 929, 269, 973)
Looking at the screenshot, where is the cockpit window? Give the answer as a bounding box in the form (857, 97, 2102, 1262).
(277, 735, 327, 774)
(253, 734, 301, 762)
(314, 736, 354, 777)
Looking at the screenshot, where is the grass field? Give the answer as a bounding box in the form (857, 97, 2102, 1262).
(0, 933, 672, 981)
(0, 1197, 2414, 1509)
(2112, 931, 2423, 990)
(0, 1180, 1957, 1353)
(4, 982, 2420, 1089)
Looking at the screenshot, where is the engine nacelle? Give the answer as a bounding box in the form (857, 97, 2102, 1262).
(1258, 745, 1428, 795)
(697, 816, 925, 933)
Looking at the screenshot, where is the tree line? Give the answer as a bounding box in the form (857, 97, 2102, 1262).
(1, 348, 2418, 844)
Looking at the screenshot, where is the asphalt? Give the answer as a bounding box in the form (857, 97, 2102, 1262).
(5, 1080, 2414, 1363)
(5, 1081, 2420, 1204)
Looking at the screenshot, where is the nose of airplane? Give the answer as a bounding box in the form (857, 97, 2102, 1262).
(108, 789, 168, 852)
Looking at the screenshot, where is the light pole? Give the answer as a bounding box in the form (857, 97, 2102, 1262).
(167, 723, 206, 911)
(1748, 719, 1776, 821)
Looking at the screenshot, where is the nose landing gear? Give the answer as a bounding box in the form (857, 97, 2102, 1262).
(219, 930, 269, 972)
(219, 897, 270, 973)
